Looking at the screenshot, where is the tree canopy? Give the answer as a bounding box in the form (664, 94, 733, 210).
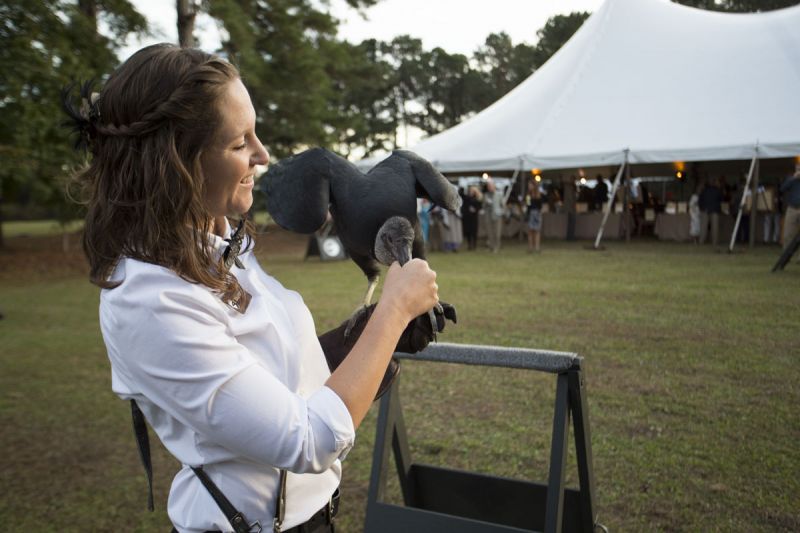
(0, 0, 589, 234)
(0, 0, 147, 245)
(4, 0, 795, 239)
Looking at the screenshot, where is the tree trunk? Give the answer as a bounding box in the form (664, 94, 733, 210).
(78, 0, 98, 26)
(78, 0, 104, 71)
(177, 0, 197, 48)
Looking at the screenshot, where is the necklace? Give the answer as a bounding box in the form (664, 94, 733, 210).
(222, 217, 247, 270)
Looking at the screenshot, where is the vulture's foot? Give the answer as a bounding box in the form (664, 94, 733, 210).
(395, 301, 458, 354)
(427, 304, 442, 342)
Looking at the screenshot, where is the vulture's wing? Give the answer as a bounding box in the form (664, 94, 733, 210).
(374, 150, 461, 212)
(263, 147, 352, 234)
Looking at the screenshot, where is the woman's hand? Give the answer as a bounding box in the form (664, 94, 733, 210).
(325, 258, 438, 430)
(380, 258, 438, 323)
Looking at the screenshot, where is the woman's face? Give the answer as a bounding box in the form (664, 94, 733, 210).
(202, 78, 269, 233)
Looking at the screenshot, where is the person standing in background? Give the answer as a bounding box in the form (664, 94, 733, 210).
(762, 185, 781, 244)
(593, 175, 608, 212)
(460, 185, 482, 250)
(527, 179, 543, 253)
(780, 162, 800, 249)
(732, 178, 751, 244)
(689, 185, 701, 244)
(418, 198, 431, 250)
(699, 177, 723, 246)
(564, 177, 577, 240)
(482, 178, 506, 253)
(440, 208, 462, 253)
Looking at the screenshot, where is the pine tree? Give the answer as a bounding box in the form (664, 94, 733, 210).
(0, 0, 146, 247)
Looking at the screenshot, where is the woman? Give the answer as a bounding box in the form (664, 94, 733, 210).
(689, 185, 701, 244)
(526, 180, 543, 253)
(62, 44, 440, 533)
(482, 178, 505, 253)
(460, 186, 482, 251)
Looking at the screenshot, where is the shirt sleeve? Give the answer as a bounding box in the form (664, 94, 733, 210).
(102, 266, 355, 473)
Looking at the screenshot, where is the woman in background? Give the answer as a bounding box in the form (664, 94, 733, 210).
(460, 185, 482, 251)
(527, 179, 543, 253)
(689, 185, 701, 244)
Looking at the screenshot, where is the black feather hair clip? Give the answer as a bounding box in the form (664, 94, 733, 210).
(60, 80, 101, 153)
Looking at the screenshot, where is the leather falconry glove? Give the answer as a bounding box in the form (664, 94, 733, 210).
(318, 302, 457, 400)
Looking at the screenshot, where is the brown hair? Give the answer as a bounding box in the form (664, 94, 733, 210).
(64, 43, 248, 304)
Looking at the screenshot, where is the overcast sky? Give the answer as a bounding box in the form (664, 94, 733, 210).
(122, 0, 605, 60)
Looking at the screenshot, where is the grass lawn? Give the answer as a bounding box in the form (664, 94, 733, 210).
(0, 229, 798, 532)
(3, 219, 84, 238)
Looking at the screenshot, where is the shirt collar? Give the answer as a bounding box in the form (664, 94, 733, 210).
(205, 217, 233, 260)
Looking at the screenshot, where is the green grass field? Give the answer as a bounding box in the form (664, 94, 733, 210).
(3, 219, 84, 238)
(1, 231, 798, 532)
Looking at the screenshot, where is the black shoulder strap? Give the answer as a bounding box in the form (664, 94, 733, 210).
(130, 400, 154, 512)
(129, 400, 260, 533)
(191, 466, 257, 533)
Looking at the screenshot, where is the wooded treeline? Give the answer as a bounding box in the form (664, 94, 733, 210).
(0, 0, 797, 243)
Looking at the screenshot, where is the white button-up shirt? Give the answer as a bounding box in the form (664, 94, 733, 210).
(100, 221, 355, 532)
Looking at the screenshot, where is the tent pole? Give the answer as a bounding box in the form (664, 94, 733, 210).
(593, 150, 628, 249)
(729, 150, 758, 253)
(749, 156, 760, 249)
(624, 162, 631, 243)
(505, 166, 521, 206)
(505, 165, 522, 240)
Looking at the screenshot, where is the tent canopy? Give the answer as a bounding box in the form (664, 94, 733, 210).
(361, 0, 800, 174)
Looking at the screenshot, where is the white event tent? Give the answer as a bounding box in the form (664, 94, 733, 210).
(363, 0, 800, 175)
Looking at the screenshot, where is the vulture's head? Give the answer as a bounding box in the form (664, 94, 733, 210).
(374, 216, 415, 266)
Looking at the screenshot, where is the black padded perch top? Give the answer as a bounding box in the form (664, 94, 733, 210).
(396, 342, 581, 373)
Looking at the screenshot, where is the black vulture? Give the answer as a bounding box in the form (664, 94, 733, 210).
(262, 147, 460, 336)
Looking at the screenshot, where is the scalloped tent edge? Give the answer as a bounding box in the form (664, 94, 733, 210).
(357, 0, 800, 175)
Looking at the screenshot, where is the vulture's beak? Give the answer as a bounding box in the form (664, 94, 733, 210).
(383, 233, 411, 266)
(394, 243, 411, 266)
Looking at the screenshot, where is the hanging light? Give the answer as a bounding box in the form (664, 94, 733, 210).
(535, 175, 542, 182)
(675, 171, 683, 179)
